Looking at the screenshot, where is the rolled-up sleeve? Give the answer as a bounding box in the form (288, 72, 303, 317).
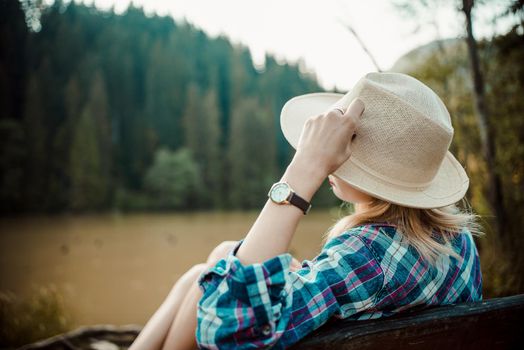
(195, 228, 385, 349)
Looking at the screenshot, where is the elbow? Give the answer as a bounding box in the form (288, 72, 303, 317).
(196, 252, 295, 348)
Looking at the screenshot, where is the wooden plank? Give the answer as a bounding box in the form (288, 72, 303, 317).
(289, 294, 524, 350)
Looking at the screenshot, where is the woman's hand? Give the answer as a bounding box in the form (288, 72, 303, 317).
(294, 98, 365, 179)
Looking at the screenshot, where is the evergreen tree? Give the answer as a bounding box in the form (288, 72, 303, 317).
(22, 74, 47, 210)
(227, 97, 277, 208)
(69, 104, 103, 210)
(0, 119, 25, 212)
(0, 0, 29, 212)
(69, 71, 111, 210)
(145, 39, 184, 150)
(0, 0, 27, 121)
(182, 83, 222, 208)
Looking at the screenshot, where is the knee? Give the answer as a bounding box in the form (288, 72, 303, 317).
(189, 263, 209, 278)
(206, 240, 239, 266)
(178, 263, 208, 284)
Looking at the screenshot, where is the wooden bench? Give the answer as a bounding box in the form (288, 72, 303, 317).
(289, 293, 524, 349)
(21, 294, 524, 350)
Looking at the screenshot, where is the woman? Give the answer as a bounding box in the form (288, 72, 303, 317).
(130, 72, 483, 350)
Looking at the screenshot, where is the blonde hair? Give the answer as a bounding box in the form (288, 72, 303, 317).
(322, 197, 484, 264)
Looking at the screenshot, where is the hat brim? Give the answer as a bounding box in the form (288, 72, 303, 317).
(280, 92, 469, 209)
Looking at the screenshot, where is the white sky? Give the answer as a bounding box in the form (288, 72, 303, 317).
(63, 0, 517, 91)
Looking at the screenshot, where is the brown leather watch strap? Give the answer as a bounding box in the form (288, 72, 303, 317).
(289, 192, 312, 215)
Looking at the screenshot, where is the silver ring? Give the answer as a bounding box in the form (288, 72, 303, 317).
(334, 107, 345, 115)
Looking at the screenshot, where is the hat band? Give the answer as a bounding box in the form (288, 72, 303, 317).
(349, 156, 435, 190)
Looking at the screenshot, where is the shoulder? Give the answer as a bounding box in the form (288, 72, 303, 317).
(314, 224, 381, 270)
(322, 224, 376, 253)
(328, 223, 406, 270)
(334, 223, 397, 251)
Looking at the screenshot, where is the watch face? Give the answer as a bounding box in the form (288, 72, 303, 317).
(271, 183, 291, 202)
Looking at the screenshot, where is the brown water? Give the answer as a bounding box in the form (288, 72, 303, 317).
(0, 210, 341, 328)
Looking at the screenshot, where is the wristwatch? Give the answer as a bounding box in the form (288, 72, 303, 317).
(268, 181, 312, 215)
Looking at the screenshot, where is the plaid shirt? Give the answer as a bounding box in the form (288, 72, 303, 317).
(195, 223, 482, 349)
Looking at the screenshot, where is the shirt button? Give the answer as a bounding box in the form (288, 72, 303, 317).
(261, 324, 271, 336)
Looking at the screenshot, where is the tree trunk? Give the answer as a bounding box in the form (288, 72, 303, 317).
(461, 0, 506, 241)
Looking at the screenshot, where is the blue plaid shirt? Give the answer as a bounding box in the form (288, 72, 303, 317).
(195, 223, 482, 349)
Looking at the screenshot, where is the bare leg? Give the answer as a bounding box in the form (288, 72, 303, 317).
(132, 241, 238, 350)
(129, 263, 208, 350)
(161, 278, 203, 350)
(161, 241, 240, 350)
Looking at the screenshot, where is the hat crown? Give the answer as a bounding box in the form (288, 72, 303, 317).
(365, 72, 453, 131)
(331, 72, 454, 188)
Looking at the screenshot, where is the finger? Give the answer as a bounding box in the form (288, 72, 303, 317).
(333, 107, 345, 115)
(344, 98, 365, 119)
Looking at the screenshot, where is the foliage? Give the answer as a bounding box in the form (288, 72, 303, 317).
(0, 119, 25, 211)
(394, 27, 524, 296)
(227, 97, 277, 208)
(144, 147, 203, 210)
(69, 71, 112, 210)
(182, 83, 222, 208)
(0, 284, 72, 348)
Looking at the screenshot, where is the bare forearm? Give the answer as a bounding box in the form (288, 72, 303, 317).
(235, 97, 365, 265)
(235, 156, 325, 265)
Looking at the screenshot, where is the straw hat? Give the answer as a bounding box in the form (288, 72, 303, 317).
(280, 72, 469, 209)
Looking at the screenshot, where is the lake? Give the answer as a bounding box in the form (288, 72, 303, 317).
(0, 210, 342, 328)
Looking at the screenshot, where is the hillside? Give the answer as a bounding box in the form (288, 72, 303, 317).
(0, 0, 334, 212)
